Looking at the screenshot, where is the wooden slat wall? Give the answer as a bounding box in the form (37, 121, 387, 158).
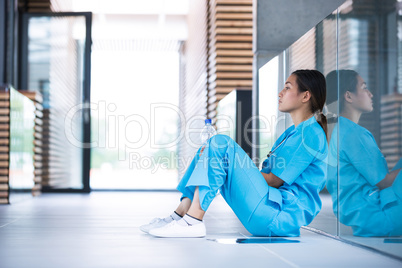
(0, 90, 9, 204)
(321, 19, 337, 76)
(338, 1, 380, 140)
(380, 94, 402, 170)
(288, 28, 316, 72)
(18, 0, 71, 12)
(19, 90, 43, 196)
(207, 0, 253, 120)
(18, 0, 52, 12)
(0, 87, 41, 203)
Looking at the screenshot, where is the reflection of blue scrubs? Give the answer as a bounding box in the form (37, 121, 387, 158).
(327, 117, 402, 236)
(177, 116, 328, 236)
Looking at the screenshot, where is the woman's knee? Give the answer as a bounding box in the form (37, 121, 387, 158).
(209, 134, 233, 150)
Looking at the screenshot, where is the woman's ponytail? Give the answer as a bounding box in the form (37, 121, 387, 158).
(316, 111, 328, 141)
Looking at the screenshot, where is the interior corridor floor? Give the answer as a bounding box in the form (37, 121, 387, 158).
(0, 191, 401, 268)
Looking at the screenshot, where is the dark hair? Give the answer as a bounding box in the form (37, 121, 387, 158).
(292, 69, 328, 138)
(326, 69, 359, 112)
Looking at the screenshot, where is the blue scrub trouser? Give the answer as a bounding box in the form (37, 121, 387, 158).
(177, 134, 280, 236)
(383, 171, 402, 236)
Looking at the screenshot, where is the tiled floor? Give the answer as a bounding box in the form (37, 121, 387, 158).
(0, 192, 401, 268)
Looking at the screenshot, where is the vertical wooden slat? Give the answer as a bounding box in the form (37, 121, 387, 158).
(288, 28, 316, 72)
(207, 0, 253, 121)
(0, 88, 9, 204)
(380, 95, 402, 170)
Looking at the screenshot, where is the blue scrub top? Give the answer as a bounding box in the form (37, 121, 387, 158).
(260, 116, 328, 234)
(326, 116, 398, 236)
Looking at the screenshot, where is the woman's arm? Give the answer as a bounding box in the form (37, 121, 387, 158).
(261, 172, 284, 188)
(376, 169, 400, 190)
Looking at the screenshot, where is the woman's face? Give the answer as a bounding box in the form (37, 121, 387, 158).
(278, 74, 306, 113)
(348, 75, 373, 113)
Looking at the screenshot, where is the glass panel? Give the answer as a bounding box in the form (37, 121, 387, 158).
(9, 87, 35, 202)
(303, 12, 339, 236)
(257, 0, 402, 258)
(89, 50, 179, 189)
(258, 55, 280, 160)
(216, 90, 252, 157)
(216, 90, 236, 140)
(320, 12, 340, 238)
(260, 12, 340, 236)
(336, 0, 402, 258)
(258, 53, 288, 160)
(27, 15, 87, 189)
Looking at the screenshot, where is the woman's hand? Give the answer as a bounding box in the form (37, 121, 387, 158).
(261, 172, 284, 189)
(376, 169, 400, 190)
(199, 145, 206, 157)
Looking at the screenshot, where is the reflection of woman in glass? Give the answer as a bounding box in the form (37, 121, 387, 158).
(140, 70, 328, 238)
(326, 70, 402, 236)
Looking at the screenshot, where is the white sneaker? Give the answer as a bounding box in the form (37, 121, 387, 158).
(140, 217, 172, 233)
(149, 219, 206, 238)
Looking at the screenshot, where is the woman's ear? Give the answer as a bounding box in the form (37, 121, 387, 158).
(344, 91, 353, 103)
(302, 91, 311, 103)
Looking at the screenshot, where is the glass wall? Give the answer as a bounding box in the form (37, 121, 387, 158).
(258, 0, 402, 259)
(90, 49, 180, 190)
(24, 14, 90, 190)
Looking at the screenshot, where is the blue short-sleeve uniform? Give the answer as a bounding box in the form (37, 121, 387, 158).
(260, 116, 328, 235)
(326, 116, 402, 236)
